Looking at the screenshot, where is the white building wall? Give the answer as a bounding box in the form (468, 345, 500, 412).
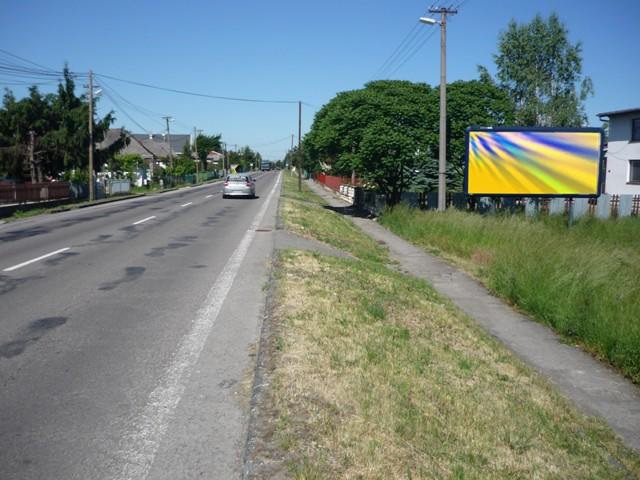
(605, 112, 640, 195)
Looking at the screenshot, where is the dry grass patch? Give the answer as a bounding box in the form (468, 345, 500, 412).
(280, 173, 388, 264)
(265, 250, 640, 479)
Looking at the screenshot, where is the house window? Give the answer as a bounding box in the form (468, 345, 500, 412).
(630, 160, 640, 184)
(632, 118, 640, 142)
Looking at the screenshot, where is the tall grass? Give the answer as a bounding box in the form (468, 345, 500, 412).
(380, 206, 640, 383)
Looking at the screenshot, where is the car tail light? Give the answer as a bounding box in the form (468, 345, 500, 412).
(224, 181, 228, 186)
(246, 181, 252, 187)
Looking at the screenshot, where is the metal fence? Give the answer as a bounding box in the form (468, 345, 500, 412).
(0, 182, 71, 204)
(316, 173, 361, 192)
(348, 185, 640, 220)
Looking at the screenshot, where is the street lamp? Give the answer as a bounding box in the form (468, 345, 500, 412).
(419, 16, 437, 25)
(420, 7, 456, 211)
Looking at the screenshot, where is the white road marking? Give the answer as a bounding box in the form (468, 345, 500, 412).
(205, 194, 213, 198)
(133, 216, 156, 226)
(113, 173, 281, 479)
(3, 247, 71, 272)
(181, 202, 193, 207)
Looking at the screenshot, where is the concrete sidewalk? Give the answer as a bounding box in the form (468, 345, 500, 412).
(306, 179, 640, 454)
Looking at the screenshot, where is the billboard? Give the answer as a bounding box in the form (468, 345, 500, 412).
(464, 127, 604, 197)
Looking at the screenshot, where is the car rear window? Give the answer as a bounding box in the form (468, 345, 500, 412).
(228, 176, 248, 182)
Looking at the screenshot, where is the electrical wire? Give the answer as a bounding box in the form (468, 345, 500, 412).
(98, 77, 166, 128)
(0, 77, 58, 86)
(371, 22, 423, 79)
(0, 48, 57, 72)
(95, 72, 299, 105)
(386, 28, 438, 78)
(250, 135, 293, 148)
(0, 48, 303, 106)
(371, 1, 470, 79)
(99, 82, 153, 133)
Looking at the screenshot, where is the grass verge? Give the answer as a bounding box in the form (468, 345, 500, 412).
(280, 172, 388, 263)
(248, 178, 640, 478)
(379, 206, 640, 384)
(264, 250, 640, 478)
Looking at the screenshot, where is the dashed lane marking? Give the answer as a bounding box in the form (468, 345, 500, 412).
(133, 216, 156, 226)
(3, 247, 71, 272)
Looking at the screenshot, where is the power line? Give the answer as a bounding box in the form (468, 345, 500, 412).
(0, 48, 56, 72)
(98, 77, 166, 128)
(249, 135, 293, 148)
(99, 82, 153, 133)
(372, 21, 423, 79)
(0, 48, 304, 106)
(95, 72, 299, 105)
(386, 28, 438, 78)
(0, 77, 58, 86)
(371, 2, 469, 79)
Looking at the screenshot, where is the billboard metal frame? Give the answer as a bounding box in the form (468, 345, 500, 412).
(463, 126, 606, 198)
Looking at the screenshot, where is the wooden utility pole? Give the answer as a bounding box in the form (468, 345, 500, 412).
(28, 130, 36, 183)
(221, 142, 227, 177)
(88, 70, 95, 202)
(428, 6, 457, 211)
(298, 101, 302, 191)
(194, 128, 203, 179)
(163, 116, 173, 169)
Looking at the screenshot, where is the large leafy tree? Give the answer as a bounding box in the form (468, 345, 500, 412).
(305, 80, 436, 204)
(305, 78, 514, 203)
(494, 13, 593, 126)
(0, 87, 57, 181)
(0, 66, 122, 182)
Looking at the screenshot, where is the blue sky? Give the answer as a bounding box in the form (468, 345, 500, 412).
(1, 0, 638, 160)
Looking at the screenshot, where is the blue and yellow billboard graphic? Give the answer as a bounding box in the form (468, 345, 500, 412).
(465, 128, 603, 196)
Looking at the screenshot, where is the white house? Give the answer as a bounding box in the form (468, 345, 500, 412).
(597, 107, 640, 195)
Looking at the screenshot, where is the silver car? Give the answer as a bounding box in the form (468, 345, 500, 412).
(222, 174, 256, 198)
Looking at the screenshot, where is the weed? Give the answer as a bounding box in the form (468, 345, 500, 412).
(380, 205, 640, 383)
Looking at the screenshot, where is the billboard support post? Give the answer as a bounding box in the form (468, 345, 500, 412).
(567, 198, 574, 228)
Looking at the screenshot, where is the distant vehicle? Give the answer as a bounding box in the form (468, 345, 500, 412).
(260, 161, 272, 171)
(223, 174, 256, 199)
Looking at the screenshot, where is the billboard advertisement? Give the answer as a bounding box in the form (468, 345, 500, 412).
(464, 127, 604, 197)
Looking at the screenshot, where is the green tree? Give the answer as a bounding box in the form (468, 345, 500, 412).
(195, 133, 222, 171)
(0, 87, 58, 181)
(109, 153, 143, 179)
(493, 13, 593, 126)
(304, 79, 513, 203)
(167, 149, 196, 177)
(0, 66, 122, 182)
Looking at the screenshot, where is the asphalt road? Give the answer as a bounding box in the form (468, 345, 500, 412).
(0, 171, 281, 479)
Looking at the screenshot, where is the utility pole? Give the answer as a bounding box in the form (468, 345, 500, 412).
(193, 127, 199, 181)
(298, 101, 302, 192)
(195, 128, 203, 178)
(28, 130, 36, 183)
(221, 141, 227, 177)
(163, 116, 173, 169)
(427, 6, 456, 211)
(88, 70, 95, 201)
